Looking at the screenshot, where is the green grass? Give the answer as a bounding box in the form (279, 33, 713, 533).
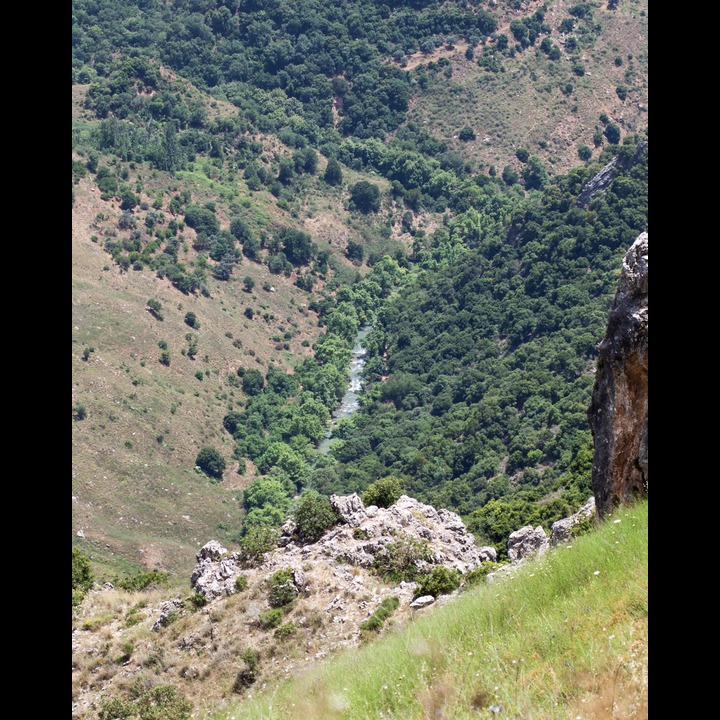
(208, 500, 647, 720)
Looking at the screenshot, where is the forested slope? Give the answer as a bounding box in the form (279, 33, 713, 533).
(309, 139, 647, 556)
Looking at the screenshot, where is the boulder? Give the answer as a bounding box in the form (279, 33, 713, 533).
(507, 525, 549, 562)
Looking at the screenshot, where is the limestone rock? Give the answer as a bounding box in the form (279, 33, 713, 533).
(550, 498, 596, 546)
(577, 141, 647, 207)
(189, 494, 497, 604)
(588, 232, 648, 518)
(196, 540, 227, 562)
(152, 598, 184, 631)
(409, 595, 435, 609)
(507, 525, 549, 562)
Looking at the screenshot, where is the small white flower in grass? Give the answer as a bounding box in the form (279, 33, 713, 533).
(614, 519, 621, 523)
(609, 634, 615, 640)
(593, 570, 600, 575)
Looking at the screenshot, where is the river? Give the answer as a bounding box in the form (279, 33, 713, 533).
(317, 325, 372, 454)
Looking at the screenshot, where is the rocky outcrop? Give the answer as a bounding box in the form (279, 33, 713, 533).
(550, 498, 596, 546)
(507, 525, 549, 562)
(588, 232, 648, 518)
(577, 141, 647, 207)
(190, 494, 497, 601)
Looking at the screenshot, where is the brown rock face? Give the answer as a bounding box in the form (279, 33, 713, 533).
(588, 232, 648, 518)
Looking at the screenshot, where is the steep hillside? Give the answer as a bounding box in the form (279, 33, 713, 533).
(72, 0, 648, 580)
(401, 0, 648, 175)
(72, 497, 647, 719)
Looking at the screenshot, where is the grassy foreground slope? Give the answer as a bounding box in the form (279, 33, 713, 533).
(213, 500, 647, 720)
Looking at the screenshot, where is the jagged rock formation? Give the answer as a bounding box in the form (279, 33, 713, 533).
(588, 232, 648, 518)
(507, 525, 549, 562)
(191, 494, 497, 601)
(577, 141, 647, 207)
(550, 498, 596, 545)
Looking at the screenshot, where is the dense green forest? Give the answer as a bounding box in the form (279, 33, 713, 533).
(73, 0, 648, 565)
(222, 137, 647, 558)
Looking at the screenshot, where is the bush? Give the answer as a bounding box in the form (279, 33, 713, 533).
(184, 312, 199, 328)
(238, 525, 280, 567)
(350, 181, 381, 213)
(73, 403, 87, 421)
(360, 596, 399, 634)
(113, 569, 170, 592)
(275, 621, 298, 639)
(373, 534, 433, 582)
(72, 548, 94, 606)
(323, 157, 343, 186)
(604, 123, 621, 144)
(98, 685, 192, 720)
(463, 562, 503, 588)
(293, 491, 339, 542)
(241, 368, 265, 396)
(195, 446, 226, 479)
(415, 565, 461, 599)
(361, 476, 403, 508)
(146, 298, 163, 320)
(268, 568, 298, 608)
(458, 126, 476, 141)
(234, 575, 249, 592)
(258, 607, 284, 629)
(232, 649, 259, 692)
(577, 144, 592, 161)
(187, 592, 207, 610)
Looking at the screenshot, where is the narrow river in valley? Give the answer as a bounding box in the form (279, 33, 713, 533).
(317, 325, 372, 454)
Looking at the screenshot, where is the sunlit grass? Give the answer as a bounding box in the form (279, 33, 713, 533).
(209, 501, 647, 720)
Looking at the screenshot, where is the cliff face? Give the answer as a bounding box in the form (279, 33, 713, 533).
(588, 232, 648, 518)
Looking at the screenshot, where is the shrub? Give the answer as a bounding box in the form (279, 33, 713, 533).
(577, 144, 592, 161)
(373, 534, 433, 583)
(184, 312, 199, 328)
(73, 403, 87, 421)
(98, 685, 192, 720)
(234, 575, 249, 592)
(238, 526, 280, 567)
(323, 157, 343, 186)
(458, 126, 476, 141)
(146, 298, 163, 320)
(258, 607, 284, 629)
(274, 621, 298, 639)
(604, 123, 621, 144)
(232, 649, 260, 692)
(268, 568, 298, 608)
(360, 596, 399, 634)
(350, 181, 381, 213)
(113, 569, 170, 592)
(72, 548, 94, 606)
(187, 592, 207, 610)
(361, 476, 403, 509)
(415, 565, 461, 599)
(293, 491, 339, 542)
(195, 446, 226, 479)
(463, 562, 503, 588)
(241, 368, 265, 396)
